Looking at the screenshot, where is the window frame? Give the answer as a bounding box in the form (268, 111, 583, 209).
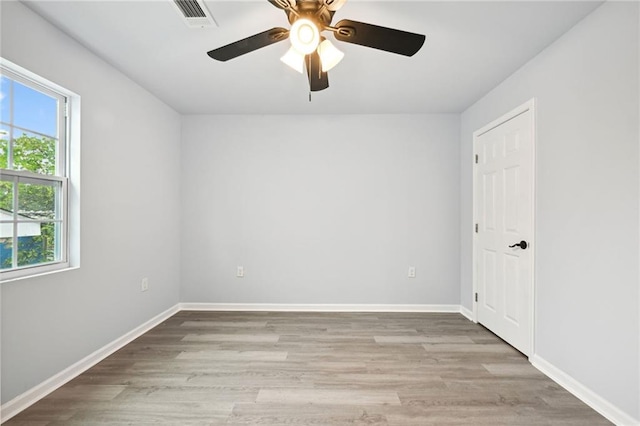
(1, 59, 79, 282)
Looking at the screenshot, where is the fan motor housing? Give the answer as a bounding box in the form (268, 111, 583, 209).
(286, 1, 335, 27)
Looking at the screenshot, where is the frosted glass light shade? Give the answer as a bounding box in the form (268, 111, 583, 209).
(280, 47, 305, 73)
(289, 18, 320, 55)
(317, 39, 344, 72)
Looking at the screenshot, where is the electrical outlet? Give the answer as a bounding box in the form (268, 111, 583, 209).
(236, 266, 244, 278)
(141, 277, 149, 292)
(408, 267, 416, 278)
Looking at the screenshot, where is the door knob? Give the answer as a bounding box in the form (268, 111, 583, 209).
(509, 240, 528, 250)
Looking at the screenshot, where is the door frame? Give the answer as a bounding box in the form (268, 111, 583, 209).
(471, 98, 536, 357)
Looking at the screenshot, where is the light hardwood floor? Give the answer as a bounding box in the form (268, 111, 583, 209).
(6, 311, 611, 425)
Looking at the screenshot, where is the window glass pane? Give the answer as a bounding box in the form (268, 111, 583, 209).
(0, 179, 13, 213)
(13, 79, 58, 138)
(18, 180, 57, 220)
(12, 130, 56, 175)
(0, 76, 10, 124)
(0, 236, 13, 270)
(0, 125, 8, 169)
(17, 222, 59, 266)
(43, 221, 60, 263)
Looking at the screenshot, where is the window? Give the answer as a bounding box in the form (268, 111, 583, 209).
(1, 61, 77, 280)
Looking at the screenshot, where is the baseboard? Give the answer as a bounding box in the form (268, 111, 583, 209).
(179, 303, 463, 313)
(0, 304, 180, 424)
(530, 354, 639, 426)
(459, 305, 473, 321)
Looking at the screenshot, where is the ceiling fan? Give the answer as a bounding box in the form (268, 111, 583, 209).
(207, 0, 426, 92)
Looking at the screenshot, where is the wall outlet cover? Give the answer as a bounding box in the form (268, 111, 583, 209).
(408, 267, 416, 278)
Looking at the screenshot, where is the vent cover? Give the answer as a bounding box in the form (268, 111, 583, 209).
(172, 0, 217, 28)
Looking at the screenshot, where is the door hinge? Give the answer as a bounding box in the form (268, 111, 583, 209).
(475, 223, 478, 233)
(475, 154, 479, 164)
(475, 292, 478, 302)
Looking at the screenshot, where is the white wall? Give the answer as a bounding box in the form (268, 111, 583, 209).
(0, 2, 182, 404)
(460, 2, 639, 420)
(181, 114, 460, 305)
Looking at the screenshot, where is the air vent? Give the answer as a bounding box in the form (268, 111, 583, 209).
(172, 0, 217, 28)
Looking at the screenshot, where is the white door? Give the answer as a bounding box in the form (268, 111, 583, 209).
(474, 101, 534, 356)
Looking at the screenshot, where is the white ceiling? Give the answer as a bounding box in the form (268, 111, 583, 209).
(23, 0, 603, 114)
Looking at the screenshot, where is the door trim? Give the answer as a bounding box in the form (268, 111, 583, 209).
(472, 98, 536, 357)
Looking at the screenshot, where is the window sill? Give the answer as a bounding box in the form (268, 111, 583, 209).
(1, 263, 79, 284)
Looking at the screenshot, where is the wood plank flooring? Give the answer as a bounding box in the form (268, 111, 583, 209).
(5, 311, 611, 425)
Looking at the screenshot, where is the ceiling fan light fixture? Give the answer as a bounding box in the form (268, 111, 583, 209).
(280, 46, 305, 73)
(289, 18, 320, 55)
(317, 39, 344, 72)
(207, 0, 427, 93)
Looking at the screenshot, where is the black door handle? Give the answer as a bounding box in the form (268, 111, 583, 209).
(509, 240, 528, 250)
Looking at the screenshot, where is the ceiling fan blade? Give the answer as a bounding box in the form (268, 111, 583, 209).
(334, 19, 425, 57)
(323, 0, 347, 11)
(267, 0, 296, 10)
(305, 51, 329, 92)
(207, 27, 289, 62)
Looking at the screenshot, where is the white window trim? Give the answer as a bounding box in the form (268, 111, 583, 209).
(0, 58, 81, 283)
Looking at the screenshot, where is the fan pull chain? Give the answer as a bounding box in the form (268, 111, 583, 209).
(307, 54, 312, 102)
